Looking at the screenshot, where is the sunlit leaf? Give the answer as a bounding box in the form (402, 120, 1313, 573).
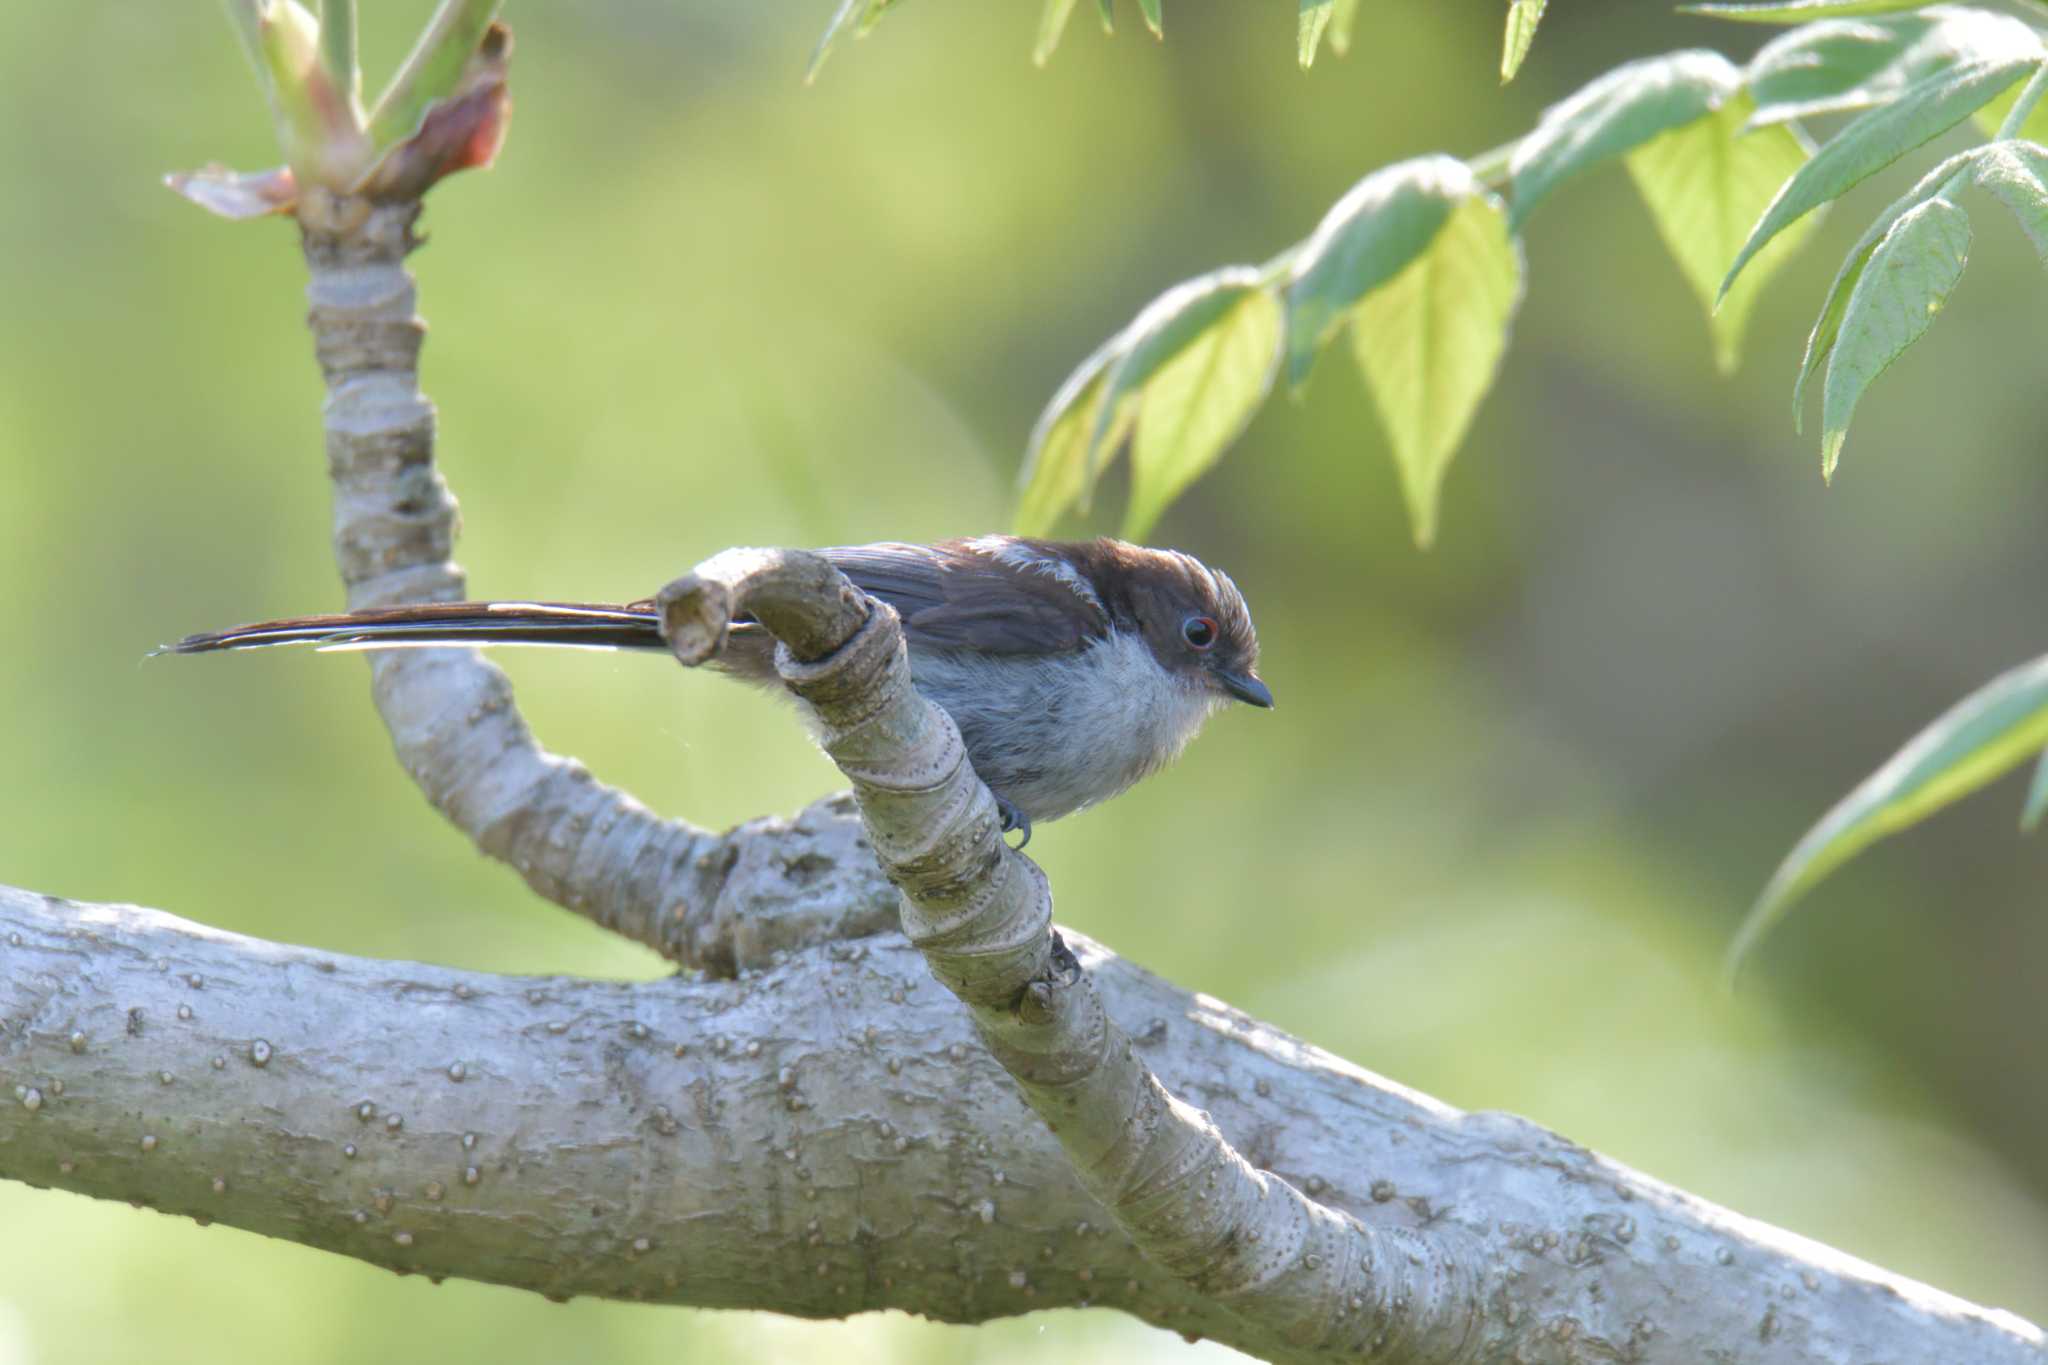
(1015, 337, 1134, 534)
(1501, 0, 1547, 84)
(2024, 746, 2048, 831)
(1096, 0, 1115, 33)
(1821, 195, 1970, 479)
(1732, 650, 2048, 972)
(1684, 0, 1954, 20)
(1035, 0, 1081, 65)
(356, 20, 509, 199)
(1089, 269, 1265, 477)
(1972, 74, 2048, 143)
(1299, 0, 1333, 69)
(1509, 50, 1742, 229)
(854, 0, 904, 37)
(365, 0, 503, 151)
(1625, 93, 1816, 372)
(1792, 145, 1990, 424)
(1970, 138, 2048, 264)
(1351, 192, 1521, 547)
(1285, 155, 1469, 388)
(807, 0, 901, 83)
(1136, 0, 1162, 38)
(1020, 268, 1267, 531)
(1746, 9, 2039, 127)
(1721, 56, 2034, 299)
(1123, 288, 1284, 537)
(1328, 0, 1362, 56)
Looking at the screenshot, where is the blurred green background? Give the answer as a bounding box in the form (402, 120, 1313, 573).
(4, 3, 2047, 1361)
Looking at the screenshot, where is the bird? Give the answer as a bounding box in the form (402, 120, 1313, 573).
(165, 536, 1273, 843)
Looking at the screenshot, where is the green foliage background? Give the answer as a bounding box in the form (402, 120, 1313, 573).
(3, 2, 2046, 1360)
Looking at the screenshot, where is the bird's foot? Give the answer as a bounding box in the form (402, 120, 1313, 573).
(1049, 929, 1080, 981)
(995, 796, 1032, 849)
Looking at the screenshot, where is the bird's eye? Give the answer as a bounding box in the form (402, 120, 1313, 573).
(1182, 616, 1218, 650)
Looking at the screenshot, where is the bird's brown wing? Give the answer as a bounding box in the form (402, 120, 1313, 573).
(820, 541, 1109, 655)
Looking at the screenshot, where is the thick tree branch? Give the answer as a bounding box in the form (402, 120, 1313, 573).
(3, 887, 2038, 1362)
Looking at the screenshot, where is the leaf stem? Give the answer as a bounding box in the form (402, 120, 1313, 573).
(1466, 137, 1520, 191)
(319, 0, 359, 105)
(220, 0, 267, 78)
(1993, 59, 2048, 138)
(1251, 135, 1524, 292)
(366, 0, 503, 150)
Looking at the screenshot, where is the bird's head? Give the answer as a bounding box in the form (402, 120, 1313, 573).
(1111, 544, 1272, 710)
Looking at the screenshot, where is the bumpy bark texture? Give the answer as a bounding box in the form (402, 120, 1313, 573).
(3, 887, 2041, 1363)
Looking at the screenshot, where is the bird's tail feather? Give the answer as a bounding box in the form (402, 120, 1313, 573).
(162, 601, 668, 656)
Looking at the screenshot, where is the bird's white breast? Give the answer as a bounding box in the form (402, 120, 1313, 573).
(905, 629, 1222, 824)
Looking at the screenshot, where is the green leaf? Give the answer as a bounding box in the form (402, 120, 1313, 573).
(1035, 0, 1081, 65)
(1971, 139, 2048, 264)
(1509, 50, 1743, 229)
(1285, 155, 1471, 389)
(1792, 145, 1991, 423)
(1973, 78, 2048, 150)
(1096, 0, 1115, 33)
(365, 0, 501, 150)
(1501, 0, 1547, 84)
(1350, 191, 1522, 547)
(2023, 746, 2048, 831)
(1089, 269, 1265, 475)
(1683, 0, 1956, 20)
(1820, 195, 1970, 479)
(318, 0, 360, 103)
(1328, 0, 1361, 56)
(1720, 56, 2035, 300)
(1123, 288, 1284, 538)
(1626, 93, 1816, 373)
(1747, 9, 2039, 127)
(1136, 0, 1162, 38)
(1746, 13, 1932, 124)
(854, 0, 903, 37)
(1015, 336, 1135, 534)
(1732, 650, 2048, 973)
(1299, 0, 1333, 69)
(806, 0, 902, 83)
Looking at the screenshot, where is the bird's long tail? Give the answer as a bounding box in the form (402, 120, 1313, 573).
(162, 600, 668, 656)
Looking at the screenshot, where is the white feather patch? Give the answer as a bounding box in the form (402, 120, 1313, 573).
(964, 536, 1105, 615)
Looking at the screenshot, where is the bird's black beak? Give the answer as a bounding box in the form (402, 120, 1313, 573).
(1216, 670, 1274, 709)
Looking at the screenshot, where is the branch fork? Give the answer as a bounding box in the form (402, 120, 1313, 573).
(648, 547, 1481, 1361)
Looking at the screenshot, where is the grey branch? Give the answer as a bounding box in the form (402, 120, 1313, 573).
(2, 887, 2039, 1362)
(297, 190, 894, 978)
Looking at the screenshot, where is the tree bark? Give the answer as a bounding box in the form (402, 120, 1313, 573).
(3, 886, 2038, 1362)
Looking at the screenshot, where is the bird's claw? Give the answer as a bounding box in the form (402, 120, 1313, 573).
(1049, 929, 1080, 980)
(996, 796, 1032, 849)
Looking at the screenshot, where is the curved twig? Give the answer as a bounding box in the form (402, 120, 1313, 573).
(293, 192, 893, 974)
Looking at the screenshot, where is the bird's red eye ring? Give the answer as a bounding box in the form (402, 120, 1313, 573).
(1182, 616, 1218, 650)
